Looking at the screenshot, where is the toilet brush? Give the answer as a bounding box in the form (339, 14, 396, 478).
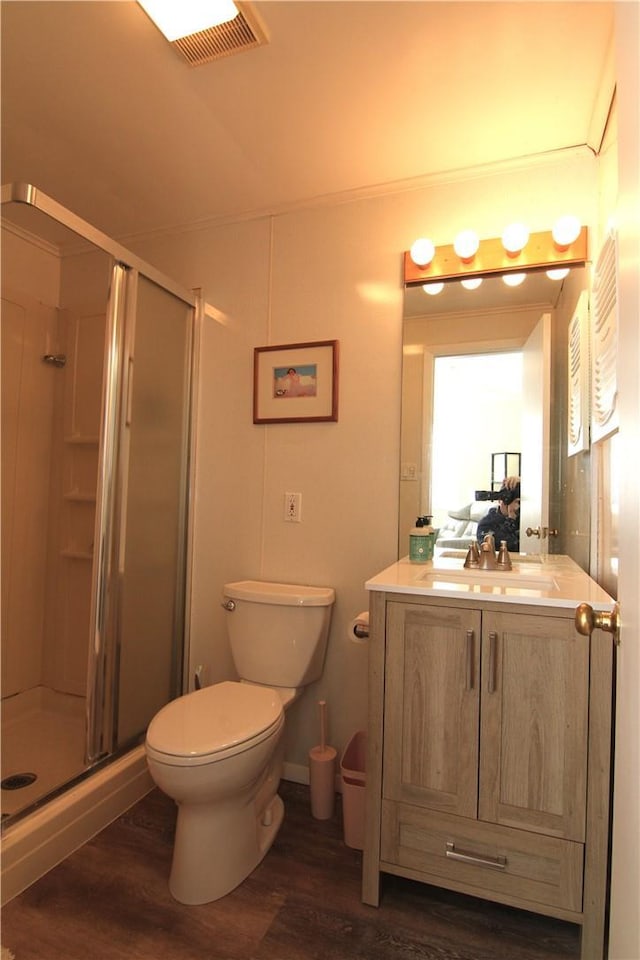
(309, 700, 337, 819)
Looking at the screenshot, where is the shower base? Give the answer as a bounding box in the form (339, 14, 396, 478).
(1, 744, 152, 904)
(1, 687, 85, 821)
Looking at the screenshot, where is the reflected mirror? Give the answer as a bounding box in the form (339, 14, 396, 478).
(399, 266, 592, 570)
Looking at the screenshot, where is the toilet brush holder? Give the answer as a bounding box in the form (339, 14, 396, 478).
(309, 700, 337, 820)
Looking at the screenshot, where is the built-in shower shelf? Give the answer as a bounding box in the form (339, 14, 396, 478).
(64, 436, 99, 446)
(64, 492, 96, 503)
(61, 549, 93, 561)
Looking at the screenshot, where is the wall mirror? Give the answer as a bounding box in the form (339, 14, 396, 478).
(399, 264, 591, 569)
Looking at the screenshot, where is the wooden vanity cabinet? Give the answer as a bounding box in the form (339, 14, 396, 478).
(363, 591, 614, 960)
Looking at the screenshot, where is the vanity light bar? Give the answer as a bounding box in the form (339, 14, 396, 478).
(403, 227, 588, 286)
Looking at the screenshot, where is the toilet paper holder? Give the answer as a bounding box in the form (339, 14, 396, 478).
(353, 621, 369, 640)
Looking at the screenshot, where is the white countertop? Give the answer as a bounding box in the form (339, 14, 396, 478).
(366, 551, 615, 611)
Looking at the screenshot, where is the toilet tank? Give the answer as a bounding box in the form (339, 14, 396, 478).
(222, 580, 335, 688)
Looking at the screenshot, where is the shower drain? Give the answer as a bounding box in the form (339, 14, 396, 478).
(1, 772, 37, 791)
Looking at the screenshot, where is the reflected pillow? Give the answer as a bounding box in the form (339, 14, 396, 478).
(448, 504, 472, 521)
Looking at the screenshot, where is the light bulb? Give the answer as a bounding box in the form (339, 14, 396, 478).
(501, 222, 529, 256)
(502, 273, 526, 287)
(422, 282, 444, 296)
(552, 215, 581, 249)
(547, 268, 570, 280)
(453, 230, 479, 262)
(410, 238, 435, 268)
(460, 277, 483, 290)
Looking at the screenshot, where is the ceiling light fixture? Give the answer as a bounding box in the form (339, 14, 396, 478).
(138, 0, 238, 41)
(410, 238, 435, 268)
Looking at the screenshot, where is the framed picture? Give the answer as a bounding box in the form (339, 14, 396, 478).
(253, 340, 339, 424)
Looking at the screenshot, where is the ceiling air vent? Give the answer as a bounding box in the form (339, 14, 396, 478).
(172, 2, 269, 66)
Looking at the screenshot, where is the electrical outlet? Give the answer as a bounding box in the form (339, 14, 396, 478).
(284, 492, 302, 522)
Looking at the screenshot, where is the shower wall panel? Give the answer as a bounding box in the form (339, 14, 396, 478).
(42, 305, 105, 697)
(1, 288, 58, 699)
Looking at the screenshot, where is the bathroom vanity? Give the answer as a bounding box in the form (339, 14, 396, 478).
(362, 553, 615, 960)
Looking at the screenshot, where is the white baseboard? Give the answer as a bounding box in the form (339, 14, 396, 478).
(282, 761, 309, 785)
(283, 760, 343, 792)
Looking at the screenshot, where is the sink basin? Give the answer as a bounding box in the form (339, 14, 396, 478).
(419, 567, 557, 590)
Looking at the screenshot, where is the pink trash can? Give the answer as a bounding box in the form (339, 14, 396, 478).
(340, 731, 367, 850)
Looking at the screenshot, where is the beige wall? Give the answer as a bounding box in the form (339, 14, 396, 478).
(130, 151, 599, 773)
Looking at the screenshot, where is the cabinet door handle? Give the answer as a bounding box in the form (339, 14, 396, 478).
(488, 631, 498, 693)
(465, 630, 474, 690)
(446, 841, 507, 870)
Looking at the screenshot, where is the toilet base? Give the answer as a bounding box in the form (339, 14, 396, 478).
(169, 792, 284, 904)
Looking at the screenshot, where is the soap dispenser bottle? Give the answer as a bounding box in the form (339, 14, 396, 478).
(409, 517, 429, 563)
(421, 515, 436, 560)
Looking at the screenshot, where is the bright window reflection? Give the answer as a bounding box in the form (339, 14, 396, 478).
(431, 352, 523, 531)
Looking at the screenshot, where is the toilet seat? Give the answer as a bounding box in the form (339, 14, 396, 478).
(146, 681, 284, 767)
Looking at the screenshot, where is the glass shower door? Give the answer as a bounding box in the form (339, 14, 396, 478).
(2, 184, 197, 824)
(113, 273, 193, 746)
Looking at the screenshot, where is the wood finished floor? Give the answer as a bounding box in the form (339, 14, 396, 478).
(1, 781, 580, 960)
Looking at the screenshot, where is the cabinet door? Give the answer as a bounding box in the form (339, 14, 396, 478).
(384, 602, 481, 818)
(479, 611, 589, 841)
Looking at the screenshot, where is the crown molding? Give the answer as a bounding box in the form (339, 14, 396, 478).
(116, 145, 595, 247)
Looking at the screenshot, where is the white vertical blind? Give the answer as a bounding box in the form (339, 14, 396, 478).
(591, 230, 618, 443)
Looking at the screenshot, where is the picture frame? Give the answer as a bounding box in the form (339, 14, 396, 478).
(253, 340, 339, 424)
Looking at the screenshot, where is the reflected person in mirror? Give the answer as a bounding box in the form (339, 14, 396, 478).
(476, 478, 521, 553)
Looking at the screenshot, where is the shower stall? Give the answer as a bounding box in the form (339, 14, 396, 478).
(1, 184, 198, 876)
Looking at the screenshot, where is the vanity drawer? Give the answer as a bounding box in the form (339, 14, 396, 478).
(381, 801, 583, 913)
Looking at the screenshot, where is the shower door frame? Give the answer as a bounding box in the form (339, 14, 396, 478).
(1, 181, 201, 771)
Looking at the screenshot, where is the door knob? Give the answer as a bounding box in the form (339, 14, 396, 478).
(574, 602, 620, 642)
(525, 526, 557, 539)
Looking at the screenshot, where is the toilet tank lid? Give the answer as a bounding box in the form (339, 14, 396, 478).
(223, 580, 335, 607)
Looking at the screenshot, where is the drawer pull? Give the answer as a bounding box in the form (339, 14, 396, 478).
(445, 841, 507, 870)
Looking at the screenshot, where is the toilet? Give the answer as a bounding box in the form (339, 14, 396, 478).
(145, 579, 335, 904)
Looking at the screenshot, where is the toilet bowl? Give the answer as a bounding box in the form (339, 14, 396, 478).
(146, 681, 285, 904)
(145, 578, 335, 904)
